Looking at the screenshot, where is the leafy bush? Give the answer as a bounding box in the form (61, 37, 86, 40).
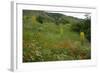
(71, 18, 91, 42)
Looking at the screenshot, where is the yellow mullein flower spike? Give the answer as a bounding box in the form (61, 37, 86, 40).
(60, 27, 63, 35)
(80, 32, 85, 45)
(32, 16, 36, 24)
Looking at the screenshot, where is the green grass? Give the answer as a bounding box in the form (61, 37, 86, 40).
(23, 13, 91, 62)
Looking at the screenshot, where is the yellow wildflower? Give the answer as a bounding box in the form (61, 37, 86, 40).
(80, 32, 85, 45)
(32, 16, 36, 24)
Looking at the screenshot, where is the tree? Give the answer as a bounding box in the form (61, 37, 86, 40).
(36, 16, 44, 24)
(71, 16, 91, 42)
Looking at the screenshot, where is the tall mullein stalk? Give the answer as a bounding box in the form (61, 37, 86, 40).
(80, 32, 85, 45)
(59, 24, 63, 36)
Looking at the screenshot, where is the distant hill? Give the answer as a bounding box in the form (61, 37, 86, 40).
(23, 10, 83, 25)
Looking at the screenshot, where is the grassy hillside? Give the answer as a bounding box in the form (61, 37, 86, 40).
(23, 10, 91, 62)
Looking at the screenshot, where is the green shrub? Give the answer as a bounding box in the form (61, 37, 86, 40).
(71, 19, 91, 42)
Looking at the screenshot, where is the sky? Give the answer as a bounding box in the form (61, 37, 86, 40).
(58, 12, 86, 19)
